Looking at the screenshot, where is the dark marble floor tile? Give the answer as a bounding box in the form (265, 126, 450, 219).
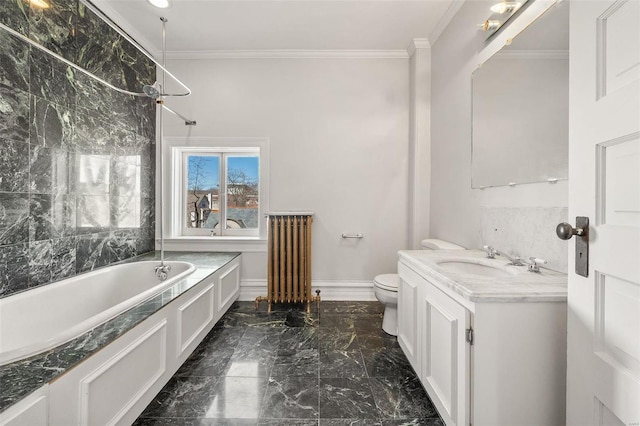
(223, 328, 282, 377)
(176, 349, 234, 379)
(201, 324, 247, 352)
(278, 327, 318, 355)
(320, 420, 381, 426)
(369, 376, 439, 420)
(317, 315, 356, 331)
(317, 328, 359, 352)
(352, 315, 384, 334)
(224, 350, 277, 378)
(139, 376, 221, 418)
(320, 302, 384, 315)
(238, 326, 285, 350)
(319, 378, 378, 420)
(380, 419, 444, 426)
(270, 349, 319, 378)
(201, 376, 268, 419)
(219, 311, 287, 328)
(0, 138, 29, 193)
(360, 348, 415, 379)
(134, 419, 256, 426)
(320, 350, 366, 379)
(356, 334, 400, 353)
(260, 377, 319, 419)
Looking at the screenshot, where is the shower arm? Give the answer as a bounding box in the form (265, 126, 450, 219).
(161, 103, 196, 126)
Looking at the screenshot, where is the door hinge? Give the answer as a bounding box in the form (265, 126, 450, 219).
(466, 327, 474, 345)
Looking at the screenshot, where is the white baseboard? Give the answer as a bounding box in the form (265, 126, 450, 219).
(239, 279, 376, 302)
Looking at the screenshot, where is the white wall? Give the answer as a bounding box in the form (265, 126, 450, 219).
(161, 57, 409, 283)
(430, 1, 569, 272)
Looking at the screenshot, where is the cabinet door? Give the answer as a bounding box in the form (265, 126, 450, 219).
(397, 262, 420, 375)
(421, 281, 470, 426)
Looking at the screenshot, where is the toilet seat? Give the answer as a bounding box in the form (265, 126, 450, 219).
(373, 274, 399, 292)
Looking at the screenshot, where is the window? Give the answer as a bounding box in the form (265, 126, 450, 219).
(171, 142, 266, 239)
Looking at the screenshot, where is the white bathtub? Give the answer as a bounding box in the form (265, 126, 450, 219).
(0, 260, 195, 366)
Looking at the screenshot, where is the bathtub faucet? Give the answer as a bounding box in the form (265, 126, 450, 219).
(155, 263, 172, 281)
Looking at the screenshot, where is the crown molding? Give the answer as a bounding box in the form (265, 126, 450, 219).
(428, 0, 465, 46)
(407, 38, 431, 56)
(163, 49, 410, 60)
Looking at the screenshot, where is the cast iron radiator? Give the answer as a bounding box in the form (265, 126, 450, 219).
(255, 213, 320, 312)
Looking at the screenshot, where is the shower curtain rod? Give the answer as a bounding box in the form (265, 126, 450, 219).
(80, 0, 191, 98)
(0, 1, 191, 99)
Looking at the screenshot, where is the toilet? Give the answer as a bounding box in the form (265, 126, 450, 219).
(373, 239, 465, 336)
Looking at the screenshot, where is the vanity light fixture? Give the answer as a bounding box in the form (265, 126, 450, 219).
(482, 20, 502, 31)
(148, 0, 169, 8)
(490, 1, 522, 15)
(28, 0, 51, 9)
(480, 0, 528, 37)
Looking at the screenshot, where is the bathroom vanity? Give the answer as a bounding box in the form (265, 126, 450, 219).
(397, 250, 567, 426)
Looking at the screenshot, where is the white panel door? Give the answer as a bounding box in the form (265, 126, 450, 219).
(567, 1, 640, 424)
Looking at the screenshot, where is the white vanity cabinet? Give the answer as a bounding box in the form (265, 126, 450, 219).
(397, 251, 567, 426)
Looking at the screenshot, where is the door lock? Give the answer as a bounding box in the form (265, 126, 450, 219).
(556, 217, 589, 277)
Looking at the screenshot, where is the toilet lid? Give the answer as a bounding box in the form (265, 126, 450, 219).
(374, 274, 399, 291)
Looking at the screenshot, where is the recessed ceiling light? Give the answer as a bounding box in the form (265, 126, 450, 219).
(29, 0, 51, 9)
(490, 1, 522, 14)
(148, 0, 169, 9)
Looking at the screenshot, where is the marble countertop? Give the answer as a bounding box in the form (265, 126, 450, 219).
(398, 249, 567, 303)
(0, 251, 239, 414)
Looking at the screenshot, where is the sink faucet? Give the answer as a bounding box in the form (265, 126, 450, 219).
(526, 257, 548, 273)
(483, 245, 525, 266)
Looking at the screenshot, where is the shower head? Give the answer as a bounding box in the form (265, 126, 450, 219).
(143, 82, 162, 99)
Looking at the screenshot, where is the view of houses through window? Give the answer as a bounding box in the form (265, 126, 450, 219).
(186, 153, 259, 235)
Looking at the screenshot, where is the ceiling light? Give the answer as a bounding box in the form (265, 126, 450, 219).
(148, 0, 169, 9)
(29, 0, 51, 9)
(490, 1, 522, 14)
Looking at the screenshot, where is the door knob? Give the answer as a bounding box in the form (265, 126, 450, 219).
(556, 217, 589, 277)
(556, 222, 585, 240)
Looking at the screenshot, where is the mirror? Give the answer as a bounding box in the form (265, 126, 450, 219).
(472, 1, 569, 188)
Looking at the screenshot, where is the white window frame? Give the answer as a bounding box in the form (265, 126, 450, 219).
(164, 137, 269, 246)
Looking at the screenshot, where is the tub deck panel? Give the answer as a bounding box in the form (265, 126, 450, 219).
(0, 252, 240, 416)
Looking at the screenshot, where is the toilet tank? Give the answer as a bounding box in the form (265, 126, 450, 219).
(421, 239, 465, 250)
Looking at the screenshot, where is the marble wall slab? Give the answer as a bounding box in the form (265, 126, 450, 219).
(480, 207, 569, 273)
(0, 0, 156, 297)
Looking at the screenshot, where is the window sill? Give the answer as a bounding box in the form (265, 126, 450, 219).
(158, 237, 267, 253)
